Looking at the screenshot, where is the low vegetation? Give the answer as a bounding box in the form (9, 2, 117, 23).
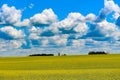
(0, 54, 119, 80)
(29, 53, 54, 56)
(88, 51, 108, 55)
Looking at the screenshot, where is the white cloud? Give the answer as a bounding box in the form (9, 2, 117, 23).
(10, 40, 26, 48)
(59, 12, 85, 29)
(85, 13, 97, 22)
(0, 39, 9, 51)
(96, 0, 120, 22)
(95, 20, 120, 41)
(45, 22, 59, 34)
(50, 35, 68, 46)
(104, 0, 120, 13)
(30, 8, 58, 26)
(1, 1, 120, 56)
(72, 39, 85, 48)
(0, 4, 21, 25)
(97, 20, 118, 37)
(29, 33, 40, 40)
(111, 30, 120, 40)
(113, 12, 120, 20)
(102, 0, 120, 16)
(29, 26, 42, 33)
(0, 39, 25, 52)
(74, 23, 88, 35)
(58, 12, 88, 36)
(41, 39, 49, 46)
(29, 3, 34, 9)
(0, 26, 25, 39)
(28, 26, 42, 40)
(14, 19, 30, 27)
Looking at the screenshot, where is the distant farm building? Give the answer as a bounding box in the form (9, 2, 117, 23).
(58, 53, 61, 56)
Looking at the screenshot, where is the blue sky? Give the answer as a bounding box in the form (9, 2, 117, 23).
(0, 0, 105, 19)
(0, 0, 120, 56)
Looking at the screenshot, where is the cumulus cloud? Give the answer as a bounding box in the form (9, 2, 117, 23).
(58, 12, 89, 36)
(96, 0, 120, 22)
(29, 33, 40, 40)
(14, 19, 30, 27)
(51, 35, 68, 46)
(59, 12, 85, 29)
(30, 8, 58, 26)
(28, 26, 42, 40)
(73, 23, 88, 34)
(72, 39, 85, 48)
(85, 19, 120, 42)
(40, 23, 59, 37)
(113, 12, 120, 20)
(41, 39, 49, 46)
(96, 20, 118, 37)
(0, 4, 21, 25)
(0, 4, 30, 27)
(85, 13, 97, 22)
(0, 39, 26, 52)
(0, 26, 25, 40)
(1, 0, 120, 56)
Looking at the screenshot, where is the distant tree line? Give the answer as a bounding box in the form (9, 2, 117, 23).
(29, 53, 54, 56)
(88, 51, 108, 55)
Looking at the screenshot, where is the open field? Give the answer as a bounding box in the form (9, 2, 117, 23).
(0, 54, 120, 80)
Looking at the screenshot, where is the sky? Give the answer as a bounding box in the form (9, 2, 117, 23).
(0, 0, 120, 56)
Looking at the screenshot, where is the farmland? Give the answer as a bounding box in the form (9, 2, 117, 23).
(0, 54, 120, 80)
